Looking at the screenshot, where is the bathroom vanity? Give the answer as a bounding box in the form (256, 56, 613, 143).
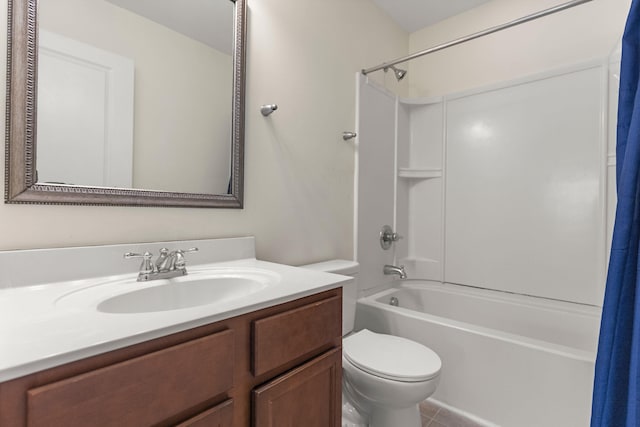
(0, 238, 347, 426)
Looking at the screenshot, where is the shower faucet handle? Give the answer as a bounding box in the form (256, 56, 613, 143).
(380, 225, 402, 250)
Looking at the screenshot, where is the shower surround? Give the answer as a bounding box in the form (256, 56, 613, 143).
(354, 55, 618, 423)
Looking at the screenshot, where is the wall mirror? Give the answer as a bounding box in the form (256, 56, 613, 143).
(5, 0, 246, 207)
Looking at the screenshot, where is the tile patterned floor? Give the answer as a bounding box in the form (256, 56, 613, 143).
(420, 399, 484, 427)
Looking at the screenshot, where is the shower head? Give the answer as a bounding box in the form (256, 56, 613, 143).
(394, 67, 407, 80)
(384, 65, 407, 81)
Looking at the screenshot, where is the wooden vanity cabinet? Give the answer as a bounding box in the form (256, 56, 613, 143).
(0, 288, 341, 427)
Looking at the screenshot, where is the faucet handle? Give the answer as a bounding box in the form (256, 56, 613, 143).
(124, 251, 154, 274)
(380, 225, 402, 250)
(173, 247, 199, 270)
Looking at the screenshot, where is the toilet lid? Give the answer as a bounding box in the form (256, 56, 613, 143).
(343, 329, 441, 382)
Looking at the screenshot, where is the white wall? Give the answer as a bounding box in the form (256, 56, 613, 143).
(0, 0, 408, 265)
(408, 0, 630, 97)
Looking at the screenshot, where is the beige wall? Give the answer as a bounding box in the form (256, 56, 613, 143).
(408, 0, 630, 97)
(0, 0, 408, 265)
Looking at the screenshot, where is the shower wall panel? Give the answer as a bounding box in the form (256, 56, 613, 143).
(355, 76, 397, 294)
(395, 104, 411, 267)
(607, 52, 620, 258)
(444, 66, 606, 305)
(397, 101, 445, 281)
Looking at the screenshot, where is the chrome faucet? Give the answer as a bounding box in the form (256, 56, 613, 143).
(125, 247, 199, 281)
(383, 264, 407, 279)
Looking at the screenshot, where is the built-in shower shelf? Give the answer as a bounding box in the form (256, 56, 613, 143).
(398, 168, 442, 179)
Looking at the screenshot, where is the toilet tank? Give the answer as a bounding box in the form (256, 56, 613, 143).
(300, 260, 359, 336)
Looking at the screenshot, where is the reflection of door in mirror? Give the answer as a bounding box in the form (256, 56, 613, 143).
(37, 0, 234, 195)
(37, 30, 134, 188)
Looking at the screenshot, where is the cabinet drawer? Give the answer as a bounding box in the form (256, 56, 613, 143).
(27, 329, 234, 427)
(252, 295, 341, 376)
(176, 399, 234, 427)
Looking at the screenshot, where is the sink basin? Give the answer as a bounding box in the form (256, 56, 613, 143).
(55, 268, 279, 313)
(99, 276, 267, 313)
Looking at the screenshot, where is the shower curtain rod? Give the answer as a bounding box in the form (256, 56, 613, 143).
(361, 0, 594, 76)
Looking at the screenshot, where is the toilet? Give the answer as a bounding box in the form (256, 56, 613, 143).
(302, 260, 441, 427)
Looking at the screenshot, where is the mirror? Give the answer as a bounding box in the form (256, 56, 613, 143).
(5, 0, 246, 208)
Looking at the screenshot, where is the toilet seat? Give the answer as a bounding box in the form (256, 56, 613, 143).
(343, 329, 441, 382)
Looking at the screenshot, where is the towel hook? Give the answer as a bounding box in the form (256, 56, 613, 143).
(343, 132, 357, 141)
(260, 104, 278, 116)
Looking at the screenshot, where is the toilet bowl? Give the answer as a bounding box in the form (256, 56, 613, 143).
(343, 329, 440, 426)
(301, 260, 442, 427)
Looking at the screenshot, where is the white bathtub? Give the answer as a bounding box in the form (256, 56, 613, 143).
(355, 280, 601, 427)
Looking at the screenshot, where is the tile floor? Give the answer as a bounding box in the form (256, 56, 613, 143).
(420, 399, 484, 427)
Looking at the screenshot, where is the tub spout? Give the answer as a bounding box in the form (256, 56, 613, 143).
(383, 264, 407, 279)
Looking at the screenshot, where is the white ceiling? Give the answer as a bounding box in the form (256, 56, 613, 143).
(106, 0, 492, 54)
(106, 0, 233, 55)
(372, 0, 493, 33)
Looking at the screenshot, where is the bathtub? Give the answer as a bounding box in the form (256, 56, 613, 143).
(355, 280, 601, 427)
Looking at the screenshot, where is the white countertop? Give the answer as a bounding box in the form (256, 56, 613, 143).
(0, 257, 349, 382)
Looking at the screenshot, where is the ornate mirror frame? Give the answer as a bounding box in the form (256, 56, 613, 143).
(5, 0, 246, 208)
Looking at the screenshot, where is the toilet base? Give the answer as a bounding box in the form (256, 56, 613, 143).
(369, 404, 421, 427)
(342, 394, 367, 427)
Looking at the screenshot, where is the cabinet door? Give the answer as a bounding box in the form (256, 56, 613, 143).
(253, 348, 341, 427)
